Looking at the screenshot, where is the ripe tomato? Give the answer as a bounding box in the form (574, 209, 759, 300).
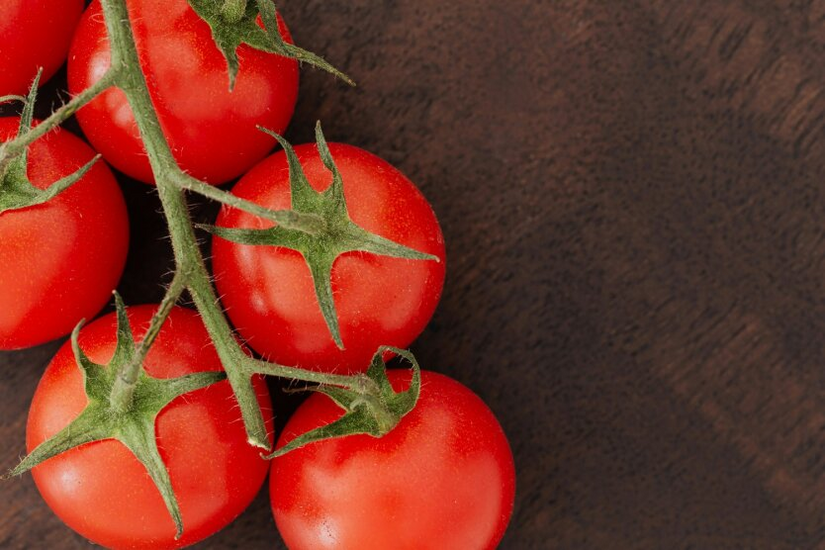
(270, 369, 516, 549)
(68, 0, 299, 185)
(212, 143, 446, 373)
(0, 0, 84, 95)
(0, 117, 128, 350)
(27, 305, 274, 549)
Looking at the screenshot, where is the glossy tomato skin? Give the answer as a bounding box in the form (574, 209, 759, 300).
(212, 143, 446, 373)
(27, 305, 274, 549)
(0, 0, 84, 95)
(68, 0, 299, 185)
(0, 117, 128, 350)
(270, 369, 516, 549)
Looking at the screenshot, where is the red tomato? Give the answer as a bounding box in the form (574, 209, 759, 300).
(212, 143, 446, 373)
(270, 369, 516, 549)
(68, 0, 299, 185)
(0, 117, 128, 350)
(0, 0, 84, 95)
(27, 305, 274, 549)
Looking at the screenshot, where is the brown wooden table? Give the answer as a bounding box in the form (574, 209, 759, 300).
(7, 0, 825, 548)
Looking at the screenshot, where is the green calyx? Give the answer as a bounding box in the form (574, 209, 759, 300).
(203, 122, 439, 350)
(266, 346, 421, 458)
(188, 0, 354, 90)
(0, 71, 99, 215)
(6, 295, 225, 540)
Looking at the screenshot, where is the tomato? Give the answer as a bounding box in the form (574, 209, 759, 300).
(0, 0, 84, 95)
(27, 305, 274, 549)
(67, 0, 299, 185)
(212, 143, 446, 373)
(0, 117, 128, 350)
(270, 369, 516, 549)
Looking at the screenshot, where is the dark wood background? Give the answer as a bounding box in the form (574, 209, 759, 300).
(8, 0, 825, 548)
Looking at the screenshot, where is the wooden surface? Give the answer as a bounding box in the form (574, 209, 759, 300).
(7, 0, 825, 548)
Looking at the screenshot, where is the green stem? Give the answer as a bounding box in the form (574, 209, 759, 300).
(0, 95, 27, 105)
(0, 70, 118, 173)
(110, 272, 188, 414)
(242, 356, 363, 387)
(98, 0, 364, 448)
(134, 272, 189, 361)
(172, 171, 326, 234)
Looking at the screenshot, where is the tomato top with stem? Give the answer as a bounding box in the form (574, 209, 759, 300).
(68, 0, 299, 185)
(212, 141, 447, 373)
(26, 305, 274, 549)
(270, 368, 517, 550)
(0, 116, 128, 350)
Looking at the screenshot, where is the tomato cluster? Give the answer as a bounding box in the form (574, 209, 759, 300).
(1, 2, 515, 549)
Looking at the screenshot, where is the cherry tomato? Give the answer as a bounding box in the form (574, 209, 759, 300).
(212, 143, 446, 373)
(0, 117, 128, 350)
(27, 305, 274, 549)
(270, 369, 516, 549)
(0, 0, 84, 95)
(68, 0, 299, 185)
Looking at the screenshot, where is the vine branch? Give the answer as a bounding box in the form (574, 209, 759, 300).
(0, 0, 374, 450)
(95, 0, 364, 449)
(172, 170, 326, 234)
(0, 69, 118, 173)
(110, 271, 188, 413)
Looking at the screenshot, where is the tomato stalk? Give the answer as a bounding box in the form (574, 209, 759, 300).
(98, 0, 274, 444)
(96, 0, 374, 449)
(109, 270, 188, 414)
(173, 170, 327, 234)
(0, 0, 420, 451)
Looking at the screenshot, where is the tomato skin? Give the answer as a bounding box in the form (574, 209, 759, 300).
(270, 369, 516, 549)
(0, 117, 128, 350)
(68, 0, 299, 185)
(0, 0, 84, 95)
(27, 305, 274, 549)
(212, 143, 446, 373)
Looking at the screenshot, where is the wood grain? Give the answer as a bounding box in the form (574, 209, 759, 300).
(7, 0, 825, 548)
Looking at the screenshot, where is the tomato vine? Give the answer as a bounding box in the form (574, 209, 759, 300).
(2, 0, 429, 531)
(0, 0, 515, 545)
